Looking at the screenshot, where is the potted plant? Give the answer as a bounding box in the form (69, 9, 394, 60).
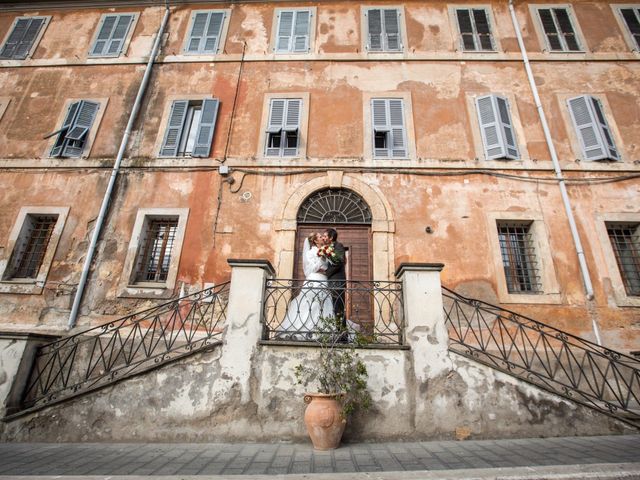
(294, 316, 372, 450)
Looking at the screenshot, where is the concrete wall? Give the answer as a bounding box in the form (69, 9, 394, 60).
(0, 263, 633, 442)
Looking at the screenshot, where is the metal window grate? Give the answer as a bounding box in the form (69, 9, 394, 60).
(297, 189, 372, 224)
(607, 223, 640, 296)
(135, 218, 178, 283)
(497, 222, 541, 294)
(9, 215, 57, 279)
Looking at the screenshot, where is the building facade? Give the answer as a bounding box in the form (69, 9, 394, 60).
(0, 0, 638, 439)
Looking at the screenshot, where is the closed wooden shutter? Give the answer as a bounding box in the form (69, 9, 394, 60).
(0, 17, 46, 60)
(90, 14, 134, 57)
(567, 95, 619, 161)
(186, 11, 225, 54)
(192, 98, 220, 157)
(159, 100, 189, 157)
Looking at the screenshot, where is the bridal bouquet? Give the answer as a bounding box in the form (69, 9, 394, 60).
(317, 244, 343, 265)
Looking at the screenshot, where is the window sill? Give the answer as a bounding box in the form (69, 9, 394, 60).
(0, 280, 44, 295)
(497, 292, 562, 305)
(118, 284, 174, 299)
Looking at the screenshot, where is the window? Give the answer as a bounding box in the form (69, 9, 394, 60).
(50, 100, 100, 158)
(0, 207, 69, 294)
(89, 13, 136, 57)
(607, 223, 640, 296)
(2, 215, 57, 281)
(159, 99, 220, 157)
(567, 95, 620, 161)
(455, 8, 494, 51)
(184, 10, 227, 54)
(274, 9, 312, 53)
(476, 94, 519, 160)
(133, 218, 179, 283)
(0, 16, 47, 60)
(497, 222, 541, 294)
(371, 98, 407, 158)
(119, 208, 188, 298)
(618, 7, 640, 50)
(535, 7, 582, 51)
(364, 8, 403, 52)
(265, 98, 301, 157)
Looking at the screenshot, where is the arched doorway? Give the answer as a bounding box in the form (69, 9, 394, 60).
(294, 188, 372, 282)
(294, 189, 373, 325)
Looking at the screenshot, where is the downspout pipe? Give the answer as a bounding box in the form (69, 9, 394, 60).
(67, 6, 171, 330)
(508, 0, 601, 344)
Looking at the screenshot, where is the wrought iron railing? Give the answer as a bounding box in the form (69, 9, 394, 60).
(262, 279, 404, 345)
(17, 283, 230, 414)
(443, 286, 640, 427)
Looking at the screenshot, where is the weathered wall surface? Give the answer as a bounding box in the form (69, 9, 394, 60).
(0, 0, 638, 382)
(0, 327, 632, 442)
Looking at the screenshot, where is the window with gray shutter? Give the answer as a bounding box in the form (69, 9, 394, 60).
(89, 14, 135, 57)
(2, 214, 59, 280)
(567, 95, 620, 161)
(455, 8, 494, 51)
(536, 8, 581, 51)
(159, 99, 220, 157)
(185, 11, 226, 54)
(50, 100, 100, 158)
(365, 8, 403, 52)
(371, 98, 407, 158)
(619, 7, 640, 50)
(275, 10, 311, 53)
(475, 94, 519, 160)
(265, 98, 301, 157)
(0, 16, 47, 60)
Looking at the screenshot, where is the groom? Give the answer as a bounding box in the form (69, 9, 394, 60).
(321, 228, 347, 330)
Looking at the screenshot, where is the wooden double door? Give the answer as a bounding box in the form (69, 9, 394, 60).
(293, 224, 372, 327)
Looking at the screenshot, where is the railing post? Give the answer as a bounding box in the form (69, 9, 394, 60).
(221, 259, 275, 403)
(395, 263, 450, 376)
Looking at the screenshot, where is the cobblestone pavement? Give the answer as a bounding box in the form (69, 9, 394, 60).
(0, 435, 638, 477)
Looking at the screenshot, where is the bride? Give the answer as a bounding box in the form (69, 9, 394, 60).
(278, 232, 334, 340)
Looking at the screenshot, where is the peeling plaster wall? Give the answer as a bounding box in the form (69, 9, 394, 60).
(0, 342, 632, 442)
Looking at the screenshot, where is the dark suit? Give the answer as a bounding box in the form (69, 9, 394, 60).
(324, 241, 346, 326)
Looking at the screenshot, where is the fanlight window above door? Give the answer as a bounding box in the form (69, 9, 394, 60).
(297, 189, 372, 224)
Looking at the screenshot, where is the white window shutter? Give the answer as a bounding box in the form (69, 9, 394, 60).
(51, 102, 80, 157)
(384, 9, 401, 51)
(372, 99, 390, 158)
(1, 17, 45, 60)
(192, 99, 220, 157)
(389, 99, 407, 157)
(283, 99, 301, 156)
(276, 11, 294, 52)
(476, 95, 506, 160)
(90, 14, 133, 57)
(367, 9, 383, 51)
(591, 97, 620, 161)
(293, 11, 310, 52)
(266, 99, 286, 156)
(106, 14, 134, 56)
(62, 100, 99, 157)
(496, 96, 519, 159)
(203, 12, 225, 53)
(160, 100, 189, 157)
(186, 12, 209, 53)
(567, 95, 609, 161)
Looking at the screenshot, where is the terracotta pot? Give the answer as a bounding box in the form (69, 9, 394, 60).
(303, 393, 347, 450)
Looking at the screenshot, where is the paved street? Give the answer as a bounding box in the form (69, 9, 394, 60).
(0, 434, 638, 478)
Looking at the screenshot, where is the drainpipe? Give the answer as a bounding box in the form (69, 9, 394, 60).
(67, 7, 171, 330)
(508, 0, 601, 345)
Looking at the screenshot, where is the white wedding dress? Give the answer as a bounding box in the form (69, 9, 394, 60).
(278, 239, 334, 339)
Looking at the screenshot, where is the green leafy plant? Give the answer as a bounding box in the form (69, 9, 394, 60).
(294, 316, 372, 417)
